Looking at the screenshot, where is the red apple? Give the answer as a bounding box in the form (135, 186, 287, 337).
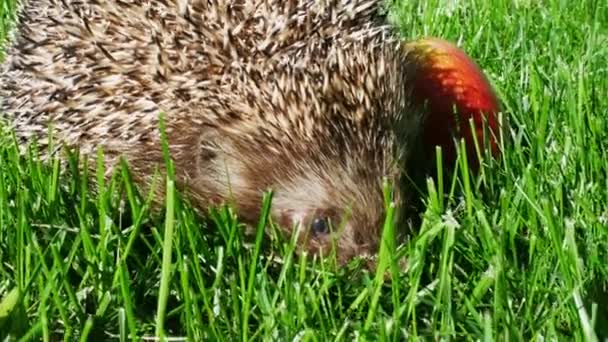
(405, 37, 502, 171)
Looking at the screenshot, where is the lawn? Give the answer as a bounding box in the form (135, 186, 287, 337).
(1, 0, 608, 340)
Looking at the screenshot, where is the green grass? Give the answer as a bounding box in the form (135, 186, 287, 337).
(1, 0, 608, 340)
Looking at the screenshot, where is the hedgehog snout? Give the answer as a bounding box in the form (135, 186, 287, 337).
(274, 204, 385, 267)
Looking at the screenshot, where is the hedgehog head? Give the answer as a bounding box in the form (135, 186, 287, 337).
(192, 119, 406, 267)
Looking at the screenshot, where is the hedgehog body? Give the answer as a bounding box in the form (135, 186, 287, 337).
(0, 0, 499, 264)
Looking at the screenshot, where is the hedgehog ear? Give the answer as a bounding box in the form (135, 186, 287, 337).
(165, 127, 225, 181)
(194, 129, 225, 168)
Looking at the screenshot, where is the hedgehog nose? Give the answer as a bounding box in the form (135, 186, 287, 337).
(360, 252, 408, 278)
(353, 242, 378, 265)
(352, 236, 408, 274)
(353, 231, 379, 253)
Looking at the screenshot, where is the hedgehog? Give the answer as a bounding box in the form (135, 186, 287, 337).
(0, 0, 501, 265)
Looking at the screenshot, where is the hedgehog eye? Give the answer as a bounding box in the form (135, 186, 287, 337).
(311, 217, 330, 235)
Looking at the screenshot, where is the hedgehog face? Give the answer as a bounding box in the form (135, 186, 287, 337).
(272, 200, 394, 267)
(269, 167, 394, 266)
(199, 134, 403, 267)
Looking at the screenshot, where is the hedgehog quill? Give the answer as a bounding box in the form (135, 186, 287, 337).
(0, 0, 501, 265)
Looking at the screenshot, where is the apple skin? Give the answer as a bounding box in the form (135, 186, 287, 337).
(405, 37, 502, 171)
